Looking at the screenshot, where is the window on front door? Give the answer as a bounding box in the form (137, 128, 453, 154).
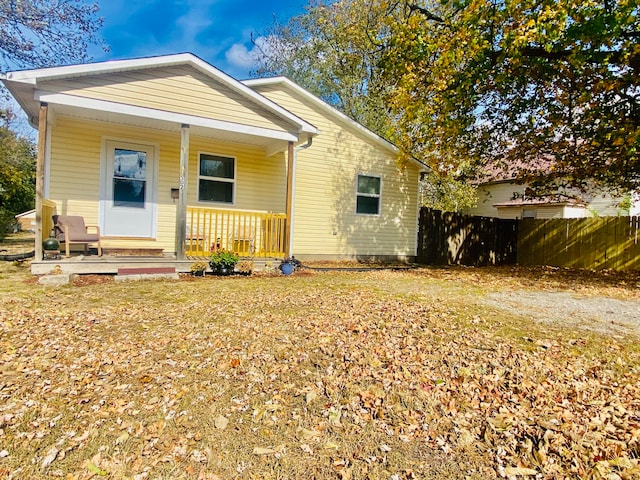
(356, 174, 381, 215)
(198, 153, 235, 204)
(113, 148, 147, 208)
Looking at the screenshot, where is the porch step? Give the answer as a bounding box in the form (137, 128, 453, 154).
(115, 266, 179, 282)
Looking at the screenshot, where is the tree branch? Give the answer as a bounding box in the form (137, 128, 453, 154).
(488, 46, 636, 69)
(407, 3, 444, 23)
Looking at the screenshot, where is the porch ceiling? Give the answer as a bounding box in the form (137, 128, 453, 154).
(44, 96, 300, 154)
(49, 102, 294, 151)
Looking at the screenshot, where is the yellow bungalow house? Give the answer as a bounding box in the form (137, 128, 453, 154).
(1, 53, 424, 274)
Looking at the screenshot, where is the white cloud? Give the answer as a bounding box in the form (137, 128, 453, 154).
(224, 35, 289, 72)
(225, 43, 256, 69)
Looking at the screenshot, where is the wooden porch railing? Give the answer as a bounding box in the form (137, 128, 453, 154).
(185, 206, 287, 257)
(42, 199, 57, 239)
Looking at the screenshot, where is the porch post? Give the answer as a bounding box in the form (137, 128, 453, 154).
(176, 124, 189, 260)
(35, 103, 48, 261)
(285, 141, 295, 257)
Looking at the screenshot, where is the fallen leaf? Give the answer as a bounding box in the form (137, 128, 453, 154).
(252, 447, 276, 455)
(214, 415, 229, 430)
(86, 461, 107, 476)
(115, 432, 129, 445)
(299, 428, 322, 441)
(40, 446, 59, 469)
(504, 467, 538, 476)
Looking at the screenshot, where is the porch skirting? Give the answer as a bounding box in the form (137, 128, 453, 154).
(30, 255, 277, 275)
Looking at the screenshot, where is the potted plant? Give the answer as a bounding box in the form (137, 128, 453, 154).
(189, 261, 208, 277)
(209, 249, 239, 275)
(236, 260, 254, 276)
(279, 256, 300, 275)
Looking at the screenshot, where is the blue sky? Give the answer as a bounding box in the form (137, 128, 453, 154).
(90, 0, 310, 79)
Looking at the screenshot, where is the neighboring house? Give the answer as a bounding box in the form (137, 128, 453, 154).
(1, 53, 425, 273)
(14, 209, 35, 232)
(465, 168, 639, 219)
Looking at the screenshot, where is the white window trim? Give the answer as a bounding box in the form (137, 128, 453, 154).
(197, 152, 237, 205)
(355, 173, 382, 216)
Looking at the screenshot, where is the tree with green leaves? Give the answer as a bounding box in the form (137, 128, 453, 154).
(254, 1, 478, 211)
(254, 0, 393, 138)
(0, 110, 35, 238)
(382, 0, 639, 193)
(256, 0, 639, 205)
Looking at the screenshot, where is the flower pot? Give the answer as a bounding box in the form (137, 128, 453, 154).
(280, 262, 294, 275)
(215, 265, 234, 276)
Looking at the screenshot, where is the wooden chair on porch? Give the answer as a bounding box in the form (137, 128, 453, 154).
(53, 215, 102, 258)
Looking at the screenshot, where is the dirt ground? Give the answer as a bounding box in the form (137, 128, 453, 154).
(483, 290, 640, 338)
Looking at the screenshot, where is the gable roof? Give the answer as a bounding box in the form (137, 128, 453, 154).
(244, 76, 397, 153)
(244, 76, 429, 172)
(1, 53, 318, 137)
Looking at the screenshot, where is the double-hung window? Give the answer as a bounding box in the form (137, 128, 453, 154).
(356, 174, 381, 215)
(198, 153, 235, 204)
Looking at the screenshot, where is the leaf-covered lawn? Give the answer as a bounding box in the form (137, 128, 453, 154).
(1, 260, 639, 479)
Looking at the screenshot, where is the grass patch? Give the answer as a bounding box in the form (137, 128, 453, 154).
(1, 258, 639, 479)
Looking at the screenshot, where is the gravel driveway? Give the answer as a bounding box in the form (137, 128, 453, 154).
(484, 291, 640, 337)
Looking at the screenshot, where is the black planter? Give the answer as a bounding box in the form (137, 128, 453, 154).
(214, 265, 234, 275)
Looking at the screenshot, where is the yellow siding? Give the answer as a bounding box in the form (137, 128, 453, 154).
(48, 116, 285, 253)
(41, 66, 294, 133)
(251, 85, 421, 258)
(187, 138, 286, 213)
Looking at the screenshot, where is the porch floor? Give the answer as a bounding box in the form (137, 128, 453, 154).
(30, 252, 279, 275)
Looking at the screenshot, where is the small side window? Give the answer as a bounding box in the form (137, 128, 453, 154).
(356, 174, 381, 215)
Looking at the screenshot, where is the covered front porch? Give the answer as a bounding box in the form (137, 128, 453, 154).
(31, 203, 287, 274)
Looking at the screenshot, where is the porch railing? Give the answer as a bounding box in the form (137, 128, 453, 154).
(42, 199, 57, 238)
(185, 206, 287, 258)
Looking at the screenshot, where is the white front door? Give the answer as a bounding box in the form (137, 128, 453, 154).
(101, 140, 157, 237)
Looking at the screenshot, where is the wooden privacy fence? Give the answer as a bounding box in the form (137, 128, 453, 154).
(518, 216, 640, 271)
(418, 209, 640, 271)
(417, 208, 518, 266)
